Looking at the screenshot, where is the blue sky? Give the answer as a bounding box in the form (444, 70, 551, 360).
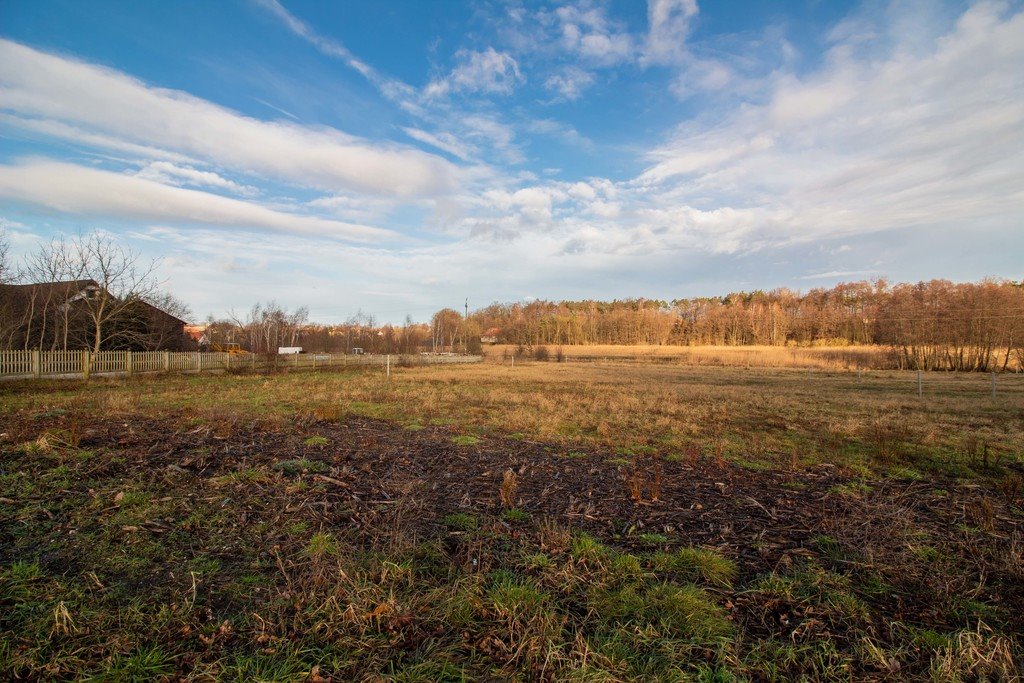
(1, 0, 1022, 323)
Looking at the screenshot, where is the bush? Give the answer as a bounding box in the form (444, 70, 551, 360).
(534, 345, 550, 362)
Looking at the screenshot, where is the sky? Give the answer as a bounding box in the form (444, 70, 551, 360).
(0, 0, 1022, 324)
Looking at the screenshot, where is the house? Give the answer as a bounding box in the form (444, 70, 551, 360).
(0, 279, 192, 351)
(480, 327, 501, 344)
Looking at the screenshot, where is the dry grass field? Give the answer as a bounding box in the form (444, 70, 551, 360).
(2, 358, 1022, 680)
(483, 343, 900, 370)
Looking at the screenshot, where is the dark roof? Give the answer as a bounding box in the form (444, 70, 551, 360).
(134, 299, 190, 327)
(1, 280, 189, 326)
(2, 279, 99, 296)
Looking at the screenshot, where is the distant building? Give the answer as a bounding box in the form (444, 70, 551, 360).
(481, 327, 501, 344)
(278, 346, 303, 354)
(0, 279, 191, 350)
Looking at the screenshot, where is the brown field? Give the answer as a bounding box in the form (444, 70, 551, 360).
(483, 343, 902, 370)
(2, 358, 1022, 680)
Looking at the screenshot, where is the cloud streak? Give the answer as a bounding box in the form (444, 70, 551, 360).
(0, 159, 397, 242)
(0, 39, 459, 197)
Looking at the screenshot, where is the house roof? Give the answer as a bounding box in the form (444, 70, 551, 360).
(2, 279, 99, 297)
(134, 299, 190, 327)
(1, 280, 189, 326)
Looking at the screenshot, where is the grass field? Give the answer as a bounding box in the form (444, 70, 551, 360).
(482, 343, 901, 371)
(2, 358, 1022, 680)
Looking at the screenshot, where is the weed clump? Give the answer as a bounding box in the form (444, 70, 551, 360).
(499, 469, 518, 508)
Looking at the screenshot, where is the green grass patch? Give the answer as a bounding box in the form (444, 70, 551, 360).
(442, 513, 478, 532)
(651, 547, 738, 588)
(272, 458, 328, 475)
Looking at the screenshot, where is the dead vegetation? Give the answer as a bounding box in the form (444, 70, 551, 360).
(1, 362, 1022, 680)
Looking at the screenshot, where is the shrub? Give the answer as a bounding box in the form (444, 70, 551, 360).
(534, 345, 550, 361)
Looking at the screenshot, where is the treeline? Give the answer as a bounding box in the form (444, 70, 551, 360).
(202, 305, 438, 355)
(468, 280, 1024, 372)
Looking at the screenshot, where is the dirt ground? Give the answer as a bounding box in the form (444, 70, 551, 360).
(3, 398, 1023, 679)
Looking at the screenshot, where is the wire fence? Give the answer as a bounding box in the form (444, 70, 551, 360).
(0, 350, 481, 381)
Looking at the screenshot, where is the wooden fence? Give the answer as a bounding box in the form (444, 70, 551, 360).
(0, 350, 481, 381)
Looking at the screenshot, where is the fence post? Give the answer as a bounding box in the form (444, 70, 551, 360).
(82, 350, 90, 380)
(163, 351, 170, 373)
(917, 370, 922, 398)
(126, 350, 133, 377)
(387, 354, 390, 378)
(992, 372, 996, 398)
(31, 350, 41, 379)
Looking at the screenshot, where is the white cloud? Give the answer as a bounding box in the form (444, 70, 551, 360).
(644, 0, 699, 66)
(543, 66, 597, 100)
(425, 48, 523, 97)
(401, 127, 475, 161)
(0, 39, 459, 197)
(307, 193, 397, 223)
(0, 159, 397, 242)
(0, 113, 198, 165)
(461, 115, 524, 164)
(553, 3, 634, 66)
(797, 269, 878, 280)
(136, 161, 259, 196)
(636, 2, 1024, 246)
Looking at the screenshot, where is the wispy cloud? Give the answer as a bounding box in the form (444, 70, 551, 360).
(135, 161, 259, 197)
(543, 66, 596, 101)
(401, 127, 475, 162)
(797, 270, 878, 280)
(643, 0, 699, 66)
(636, 2, 1024, 245)
(550, 3, 635, 66)
(425, 48, 523, 98)
(251, 0, 421, 112)
(0, 39, 458, 197)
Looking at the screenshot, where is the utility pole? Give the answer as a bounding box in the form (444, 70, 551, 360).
(463, 297, 469, 353)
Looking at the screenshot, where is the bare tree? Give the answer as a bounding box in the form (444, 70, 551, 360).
(76, 234, 162, 351)
(431, 308, 461, 353)
(23, 233, 162, 352)
(0, 227, 13, 285)
(0, 227, 21, 347)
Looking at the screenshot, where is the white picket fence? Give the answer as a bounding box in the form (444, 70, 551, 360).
(0, 350, 481, 381)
